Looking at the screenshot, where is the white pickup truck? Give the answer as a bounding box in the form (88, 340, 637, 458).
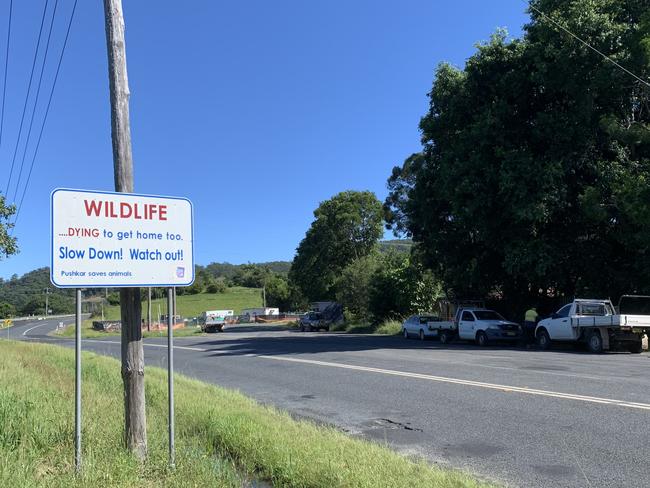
(426, 307, 521, 346)
(535, 297, 650, 353)
(200, 310, 234, 333)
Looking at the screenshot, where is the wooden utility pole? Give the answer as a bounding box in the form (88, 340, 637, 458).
(103, 0, 147, 460)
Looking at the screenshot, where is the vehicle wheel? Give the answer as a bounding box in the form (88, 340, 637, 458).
(536, 329, 551, 350)
(587, 330, 604, 354)
(476, 331, 488, 347)
(307, 325, 313, 332)
(419, 329, 425, 341)
(628, 341, 643, 354)
(439, 330, 451, 344)
(324, 326, 330, 332)
(403, 328, 409, 339)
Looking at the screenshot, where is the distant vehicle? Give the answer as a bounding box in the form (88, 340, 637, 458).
(241, 307, 280, 322)
(299, 312, 329, 332)
(200, 310, 234, 333)
(402, 314, 443, 341)
(536, 297, 650, 353)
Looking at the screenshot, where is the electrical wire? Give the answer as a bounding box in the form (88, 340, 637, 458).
(526, 1, 650, 89)
(12, 0, 60, 203)
(0, 0, 13, 157)
(4, 0, 50, 199)
(12, 0, 79, 230)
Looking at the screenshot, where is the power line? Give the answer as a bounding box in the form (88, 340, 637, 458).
(12, 0, 60, 203)
(12, 0, 79, 230)
(526, 1, 650, 89)
(0, 0, 13, 158)
(4, 0, 51, 199)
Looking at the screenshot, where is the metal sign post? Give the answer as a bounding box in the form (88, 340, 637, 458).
(50, 188, 194, 471)
(167, 287, 175, 468)
(75, 288, 82, 472)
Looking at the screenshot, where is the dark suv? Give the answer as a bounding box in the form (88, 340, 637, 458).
(299, 312, 329, 332)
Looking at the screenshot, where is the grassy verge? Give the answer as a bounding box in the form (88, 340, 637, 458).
(55, 319, 206, 339)
(331, 319, 404, 336)
(0, 340, 493, 488)
(374, 319, 403, 335)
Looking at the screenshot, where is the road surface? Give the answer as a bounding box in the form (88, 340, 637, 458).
(6, 317, 650, 488)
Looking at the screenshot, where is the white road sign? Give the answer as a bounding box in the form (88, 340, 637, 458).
(51, 188, 194, 288)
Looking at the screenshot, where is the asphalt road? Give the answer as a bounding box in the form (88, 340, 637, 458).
(6, 317, 650, 488)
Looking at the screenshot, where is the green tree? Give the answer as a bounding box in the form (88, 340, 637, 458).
(335, 253, 380, 320)
(232, 264, 273, 288)
(369, 251, 442, 322)
(290, 191, 384, 301)
(385, 1, 650, 309)
(0, 194, 17, 259)
(206, 279, 227, 294)
(264, 275, 290, 310)
(0, 302, 16, 318)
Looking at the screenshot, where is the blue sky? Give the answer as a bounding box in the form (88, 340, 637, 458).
(1, 0, 529, 279)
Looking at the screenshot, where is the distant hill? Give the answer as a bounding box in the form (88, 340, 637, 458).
(378, 239, 413, 254)
(0, 268, 75, 316)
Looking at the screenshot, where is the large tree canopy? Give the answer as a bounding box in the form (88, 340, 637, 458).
(290, 191, 383, 301)
(385, 0, 650, 308)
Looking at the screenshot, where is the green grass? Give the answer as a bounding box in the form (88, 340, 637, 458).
(0, 340, 494, 488)
(331, 319, 404, 335)
(102, 287, 264, 321)
(55, 320, 206, 339)
(374, 319, 404, 335)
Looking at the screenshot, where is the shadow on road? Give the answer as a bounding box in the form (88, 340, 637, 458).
(191, 326, 629, 358)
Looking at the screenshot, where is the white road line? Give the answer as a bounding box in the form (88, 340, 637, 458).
(22, 323, 52, 336)
(257, 355, 650, 411)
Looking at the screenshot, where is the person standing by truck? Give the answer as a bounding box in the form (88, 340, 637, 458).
(522, 306, 539, 347)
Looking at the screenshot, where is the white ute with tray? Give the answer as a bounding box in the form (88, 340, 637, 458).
(424, 300, 521, 346)
(200, 310, 234, 333)
(535, 296, 650, 353)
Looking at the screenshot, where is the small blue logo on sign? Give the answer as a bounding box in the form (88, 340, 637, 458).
(176, 267, 185, 278)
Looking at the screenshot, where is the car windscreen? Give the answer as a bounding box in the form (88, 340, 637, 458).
(618, 296, 650, 315)
(473, 311, 505, 321)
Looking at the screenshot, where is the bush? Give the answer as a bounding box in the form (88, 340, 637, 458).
(375, 319, 403, 335)
(206, 280, 227, 294)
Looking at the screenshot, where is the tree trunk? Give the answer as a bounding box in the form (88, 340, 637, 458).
(104, 0, 147, 460)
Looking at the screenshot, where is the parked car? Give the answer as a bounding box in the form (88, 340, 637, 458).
(536, 297, 650, 353)
(402, 314, 443, 340)
(457, 308, 521, 346)
(299, 312, 329, 332)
